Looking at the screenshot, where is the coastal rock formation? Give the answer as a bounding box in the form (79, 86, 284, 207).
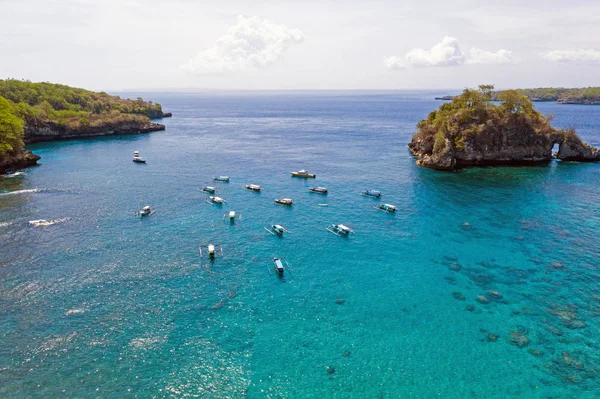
(23, 119, 165, 144)
(410, 85, 600, 171)
(0, 149, 40, 174)
(556, 130, 600, 162)
(0, 79, 171, 172)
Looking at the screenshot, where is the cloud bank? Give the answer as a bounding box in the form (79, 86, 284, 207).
(182, 15, 303, 75)
(384, 37, 514, 69)
(543, 49, 600, 63)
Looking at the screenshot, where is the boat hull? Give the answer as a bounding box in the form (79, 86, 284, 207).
(291, 172, 316, 178)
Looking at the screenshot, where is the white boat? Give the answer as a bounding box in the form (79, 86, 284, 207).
(376, 203, 397, 213)
(133, 151, 146, 163)
(309, 187, 328, 194)
(138, 205, 153, 216)
(213, 176, 230, 182)
(264, 224, 289, 235)
(224, 210, 241, 221)
(245, 184, 262, 192)
(208, 196, 227, 204)
(291, 169, 316, 178)
(202, 186, 216, 193)
(270, 257, 290, 276)
(362, 189, 382, 198)
(199, 243, 223, 258)
(274, 198, 293, 206)
(326, 223, 354, 236)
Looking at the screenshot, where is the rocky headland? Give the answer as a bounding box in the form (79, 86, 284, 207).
(23, 118, 165, 144)
(0, 79, 170, 173)
(411, 85, 600, 171)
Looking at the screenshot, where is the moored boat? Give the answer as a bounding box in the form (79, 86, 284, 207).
(291, 169, 316, 178)
(224, 210, 241, 221)
(199, 243, 223, 258)
(274, 198, 293, 206)
(213, 176, 230, 182)
(309, 186, 328, 194)
(202, 186, 216, 193)
(274, 257, 285, 275)
(376, 203, 397, 213)
(326, 223, 354, 236)
(208, 196, 227, 204)
(245, 184, 262, 191)
(133, 151, 146, 163)
(265, 224, 289, 235)
(362, 189, 382, 198)
(138, 205, 153, 216)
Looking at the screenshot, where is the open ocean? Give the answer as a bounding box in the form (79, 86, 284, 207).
(1, 91, 600, 398)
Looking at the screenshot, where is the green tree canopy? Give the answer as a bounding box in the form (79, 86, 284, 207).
(0, 95, 24, 155)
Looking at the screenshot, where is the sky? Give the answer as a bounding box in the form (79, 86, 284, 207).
(1, 0, 599, 91)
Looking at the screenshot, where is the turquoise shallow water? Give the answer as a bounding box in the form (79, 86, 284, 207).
(1, 92, 600, 398)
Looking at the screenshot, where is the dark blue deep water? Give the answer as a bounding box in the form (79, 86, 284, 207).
(1, 92, 600, 398)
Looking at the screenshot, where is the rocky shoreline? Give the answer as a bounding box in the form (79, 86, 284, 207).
(0, 149, 41, 174)
(1, 119, 166, 173)
(23, 120, 166, 144)
(409, 133, 600, 171)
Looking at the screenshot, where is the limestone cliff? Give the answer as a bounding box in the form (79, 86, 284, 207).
(0, 149, 40, 174)
(410, 86, 600, 171)
(23, 119, 165, 144)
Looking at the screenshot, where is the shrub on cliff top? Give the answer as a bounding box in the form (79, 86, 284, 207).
(414, 85, 558, 156)
(0, 95, 24, 156)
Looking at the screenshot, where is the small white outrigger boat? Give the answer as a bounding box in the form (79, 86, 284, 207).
(202, 186, 216, 193)
(138, 205, 154, 216)
(362, 189, 382, 198)
(245, 184, 262, 192)
(269, 257, 290, 276)
(376, 203, 397, 213)
(213, 176, 230, 182)
(224, 210, 241, 221)
(309, 187, 328, 194)
(207, 196, 227, 205)
(291, 169, 316, 178)
(326, 223, 354, 236)
(274, 198, 293, 206)
(264, 224, 290, 235)
(133, 151, 146, 163)
(199, 243, 223, 258)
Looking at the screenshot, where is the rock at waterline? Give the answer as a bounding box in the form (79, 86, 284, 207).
(509, 331, 530, 348)
(487, 290, 503, 300)
(476, 295, 490, 304)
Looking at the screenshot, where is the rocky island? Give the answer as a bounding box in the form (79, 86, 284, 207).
(0, 80, 170, 173)
(410, 85, 600, 171)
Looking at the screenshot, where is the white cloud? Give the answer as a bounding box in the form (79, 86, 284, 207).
(467, 48, 514, 64)
(182, 15, 303, 75)
(384, 37, 514, 69)
(543, 49, 600, 63)
(405, 37, 465, 67)
(382, 56, 404, 70)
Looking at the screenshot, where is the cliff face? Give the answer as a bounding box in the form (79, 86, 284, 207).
(0, 149, 40, 174)
(410, 129, 600, 171)
(23, 120, 165, 144)
(411, 86, 600, 171)
(557, 132, 600, 162)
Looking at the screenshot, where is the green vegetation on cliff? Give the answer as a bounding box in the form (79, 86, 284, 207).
(410, 85, 565, 170)
(0, 79, 168, 157)
(491, 87, 600, 104)
(0, 96, 24, 155)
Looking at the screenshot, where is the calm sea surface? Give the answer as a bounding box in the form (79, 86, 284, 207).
(1, 92, 600, 398)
